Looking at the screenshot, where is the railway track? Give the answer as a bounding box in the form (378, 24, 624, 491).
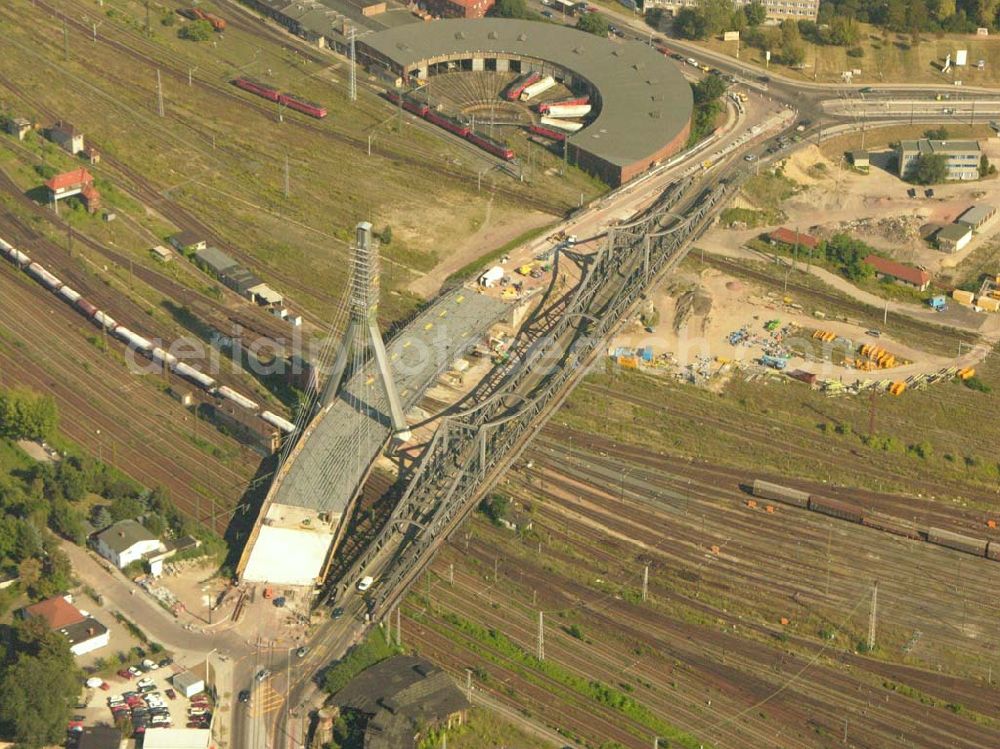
(14, 0, 570, 217)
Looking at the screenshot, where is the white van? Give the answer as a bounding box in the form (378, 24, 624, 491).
(357, 575, 375, 592)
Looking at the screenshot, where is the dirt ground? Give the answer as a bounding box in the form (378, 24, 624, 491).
(612, 266, 965, 384)
(407, 201, 555, 297)
(773, 140, 1000, 274)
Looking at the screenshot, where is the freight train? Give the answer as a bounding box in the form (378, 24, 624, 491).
(0, 235, 296, 437)
(382, 91, 516, 162)
(231, 77, 328, 119)
(752, 479, 1000, 561)
(178, 7, 227, 31)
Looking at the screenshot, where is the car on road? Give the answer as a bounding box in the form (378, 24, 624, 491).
(925, 188, 935, 197)
(357, 576, 375, 592)
(238, 690, 251, 703)
(331, 607, 345, 620)
(296, 646, 310, 658)
(165, 688, 176, 700)
(866, 329, 881, 337)
(158, 657, 173, 668)
(255, 669, 271, 682)
(744, 153, 757, 162)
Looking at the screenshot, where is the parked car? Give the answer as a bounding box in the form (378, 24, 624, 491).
(165, 688, 176, 700)
(356, 576, 374, 592)
(118, 669, 133, 680)
(296, 646, 310, 658)
(238, 690, 251, 703)
(255, 669, 271, 682)
(188, 707, 208, 717)
(332, 607, 345, 620)
(158, 657, 173, 668)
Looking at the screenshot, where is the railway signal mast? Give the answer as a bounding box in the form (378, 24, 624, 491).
(320, 222, 410, 441)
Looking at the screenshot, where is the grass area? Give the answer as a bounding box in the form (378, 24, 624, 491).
(720, 207, 770, 228)
(818, 124, 995, 163)
(323, 626, 401, 695)
(562, 345, 1000, 500)
(696, 22, 1000, 85)
(939, 239, 1000, 291)
(0, 0, 607, 325)
(0, 437, 32, 475)
(416, 707, 557, 749)
(444, 222, 557, 286)
(741, 171, 798, 213)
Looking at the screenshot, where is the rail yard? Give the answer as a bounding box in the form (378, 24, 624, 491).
(1, 1, 999, 749)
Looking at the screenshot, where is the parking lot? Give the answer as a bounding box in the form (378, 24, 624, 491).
(69, 657, 214, 744)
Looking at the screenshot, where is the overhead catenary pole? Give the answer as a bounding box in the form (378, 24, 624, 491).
(284, 153, 290, 198)
(536, 611, 544, 660)
(349, 27, 358, 102)
(156, 69, 165, 117)
(867, 580, 878, 651)
(642, 564, 649, 602)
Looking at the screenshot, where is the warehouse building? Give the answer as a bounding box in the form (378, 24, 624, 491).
(956, 204, 996, 232)
(768, 227, 819, 250)
(936, 222, 973, 253)
(357, 19, 693, 186)
(864, 254, 931, 291)
(896, 139, 982, 181)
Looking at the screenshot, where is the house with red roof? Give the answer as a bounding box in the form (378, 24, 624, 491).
(863, 254, 931, 292)
(44, 168, 101, 213)
(22, 594, 109, 656)
(768, 227, 819, 250)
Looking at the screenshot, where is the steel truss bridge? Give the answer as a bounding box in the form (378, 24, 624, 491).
(323, 166, 747, 617)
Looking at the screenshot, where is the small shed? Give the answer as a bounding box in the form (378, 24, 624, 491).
(5, 117, 32, 141)
(170, 231, 208, 254)
(936, 223, 973, 253)
(171, 670, 205, 699)
(850, 150, 870, 169)
(151, 245, 174, 263)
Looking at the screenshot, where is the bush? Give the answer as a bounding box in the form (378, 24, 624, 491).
(963, 375, 991, 393)
(846, 46, 864, 57)
(177, 20, 213, 41)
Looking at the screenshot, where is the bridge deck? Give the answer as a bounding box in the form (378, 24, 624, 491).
(269, 288, 508, 517)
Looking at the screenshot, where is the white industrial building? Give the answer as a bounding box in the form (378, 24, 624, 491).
(240, 503, 337, 586)
(22, 595, 110, 657)
(171, 670, 205, 699)
(93, 519, 165, 570)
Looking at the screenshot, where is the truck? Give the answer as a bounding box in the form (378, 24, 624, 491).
(928, 295, 947, 311)
(760, 354, 788, 370)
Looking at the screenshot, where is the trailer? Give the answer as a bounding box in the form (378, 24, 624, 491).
(543, 104, 592, 119)
(537, 96, 589, 114)
(260, 410, 297, 434)
(540, 116, 583, 133)
(520, 76, 557, 101)
(505, 71, 542, 102)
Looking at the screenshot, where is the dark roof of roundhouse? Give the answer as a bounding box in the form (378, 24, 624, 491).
(359, 19, 693, 168)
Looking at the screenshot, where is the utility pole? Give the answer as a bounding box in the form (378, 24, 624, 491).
(867, 580, 878, 651)
(348, 27, 357, 102)
(156, 69, 164, 117)
(494, 557, 498, 581)
(284, 153, 290, 198)
(465, 669, 472, 701)
(145, 0, 151, 35)
(642, 564, 649, 602)
(63, 20, 69, 61)
(449, 563, 454, 585)
(536, 611, 544, 660)
(396, 606, 401, 646)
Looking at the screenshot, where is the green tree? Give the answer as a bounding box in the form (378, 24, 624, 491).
(492, 0, 530, 17)
(912, 153, 949, 184)
(110, 495, 145, 522)
(780, 19, 805, 65)
(934, 0, 957, 20)
(924, 126, 949, 139)
(90, 505, 112, 530)
(0, 620, 81, 748)
(576, 11, 610, 36)
(0, 387, 59, 441)
(693, 74, 727, 104)
(744, 0, 767, 25)
(674, 6, 707, 38)
(380, 225, 393, 245)
(979, 153, 991, 177)
(478, 493, 511, 526)
(699, 0, 735, 34)
(178, 19, 213, 41)
(886, 0, 907, 29)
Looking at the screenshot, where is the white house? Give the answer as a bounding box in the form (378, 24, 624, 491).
(22, 595, 110, 657)
(94, 519, 165, 570)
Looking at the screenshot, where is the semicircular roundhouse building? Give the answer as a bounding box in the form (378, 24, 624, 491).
(357, 18, 694, 187)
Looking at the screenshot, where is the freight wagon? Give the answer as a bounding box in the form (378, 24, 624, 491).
(538, 96, 589, 114)
(808, 495, 864, 524)
(58, 285, 82, 305)
(925, 527, 988, 557)
(261, 410, 297, 434)
(424, 110, 471, 137)
(280, 93, 327, 119)
(233, 77, 281, 102)
(528, 124, 567, 142)
(383, 90, 430, 117)
(466, 131, 515, 161)
(27, 263, 62, 290)
(505, 71, 542, 102)
(520, 76, 557, 102)
(75, 298, 99, 318)
(174, 361, 217, 390)
(751, 479, 809, 508)
(215, 385, 259, 411)
(180, 7, 227, 31)
(862, 513, 920, 540)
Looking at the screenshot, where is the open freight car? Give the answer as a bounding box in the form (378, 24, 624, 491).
(751, 479, 809, 508)
(808, 495, 864, 524)
(925, 527, 988, 557)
